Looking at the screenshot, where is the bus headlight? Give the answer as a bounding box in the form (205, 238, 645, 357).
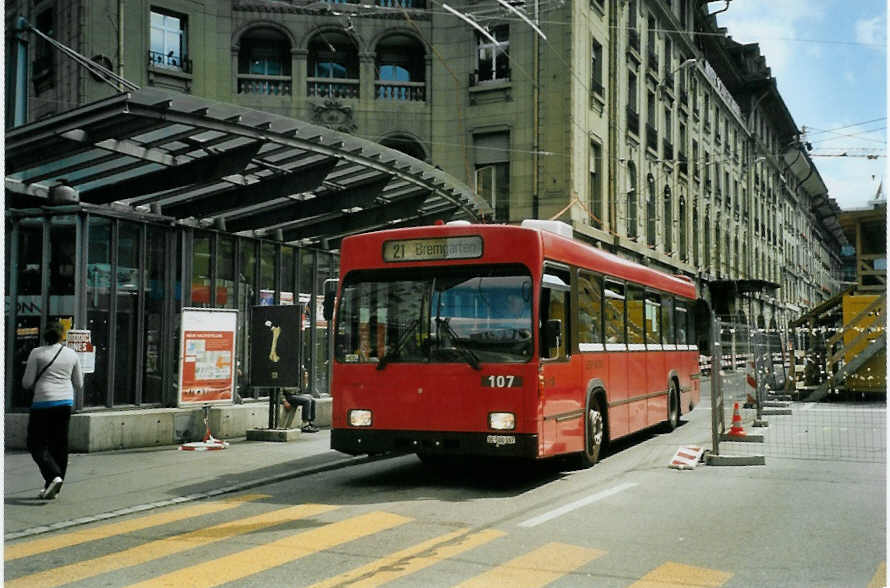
(348, 409, 373, 427)
(489, 412, 515, 430)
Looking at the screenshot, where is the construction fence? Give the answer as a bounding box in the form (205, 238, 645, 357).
(702, 319, 886, 464)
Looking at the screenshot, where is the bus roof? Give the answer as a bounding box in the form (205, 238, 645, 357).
(339, 222, 697, 299)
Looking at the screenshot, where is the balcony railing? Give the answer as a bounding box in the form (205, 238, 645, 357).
(469, 69, 511, 86)
(375, 80, 426, 101)
(238, 74, 292, 96)
(148, 50, 192, 73)
(307, 78, 360, 99)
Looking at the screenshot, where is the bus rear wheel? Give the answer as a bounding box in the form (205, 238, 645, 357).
(578, 394, 605, 468)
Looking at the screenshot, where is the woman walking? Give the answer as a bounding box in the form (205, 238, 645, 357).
(22, 324, 83, 499)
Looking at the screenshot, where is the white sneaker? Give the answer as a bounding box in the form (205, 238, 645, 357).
(43, 477, 63, 499)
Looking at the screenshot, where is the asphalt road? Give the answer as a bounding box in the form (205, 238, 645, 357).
(4, 400, 886, 587)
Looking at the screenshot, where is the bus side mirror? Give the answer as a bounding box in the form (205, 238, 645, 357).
(322, 279, 337, 321)
(543, 319, 561, 351)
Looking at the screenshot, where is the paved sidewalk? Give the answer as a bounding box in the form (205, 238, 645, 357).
(4, 429, 365, 541)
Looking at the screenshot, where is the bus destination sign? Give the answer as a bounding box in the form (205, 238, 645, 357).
(383, 236, 483, 262)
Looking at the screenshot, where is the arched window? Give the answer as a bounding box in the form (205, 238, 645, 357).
(626, 162, 637, 240)
(663, 186, 672, 253)
(703, 206, 711, 270)
(380, 135, 427, 161)
(238, 27, 292, 95)
(692, 201, 699, 267)
(308, 32, 359, 98)
(375, 34, 426, 101)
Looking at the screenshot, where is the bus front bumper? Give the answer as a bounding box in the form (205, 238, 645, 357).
(331, 428, 539, 459)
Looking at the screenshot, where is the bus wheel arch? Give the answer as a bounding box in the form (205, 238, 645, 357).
(579, 385, 608, 468)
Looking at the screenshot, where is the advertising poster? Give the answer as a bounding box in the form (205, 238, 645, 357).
(250, 305, 302, 388)
(178, 308, 238, 406)
(65, 329, 96, 373)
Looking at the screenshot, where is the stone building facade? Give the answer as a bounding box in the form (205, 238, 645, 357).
(7, 0, 846, 329)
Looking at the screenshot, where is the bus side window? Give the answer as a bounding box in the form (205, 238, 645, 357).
(627, 285, 645, 346)
(541, 287, 568, 359)
(604, 280, 626, 346)
(578, 271, 603, 346)
(661, 294, 674, 346)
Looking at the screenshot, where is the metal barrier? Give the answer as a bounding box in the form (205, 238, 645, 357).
(707, 318, 886, 465)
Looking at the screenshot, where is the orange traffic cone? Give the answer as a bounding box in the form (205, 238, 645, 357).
(727, 403, 746, 437)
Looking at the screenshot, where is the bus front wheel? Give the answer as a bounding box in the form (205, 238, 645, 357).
(578, 393, 605, 468)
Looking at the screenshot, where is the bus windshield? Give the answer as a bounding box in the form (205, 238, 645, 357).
(335, 265, 533, 365)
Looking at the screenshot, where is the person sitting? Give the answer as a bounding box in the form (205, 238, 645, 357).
(280, 389, 319, 433)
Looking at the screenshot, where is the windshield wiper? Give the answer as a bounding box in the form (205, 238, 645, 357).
(377, 318, 419, 370)
(435, 317, 481, 370)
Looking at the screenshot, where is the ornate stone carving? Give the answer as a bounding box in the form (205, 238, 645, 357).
(311, 99, 357, 133)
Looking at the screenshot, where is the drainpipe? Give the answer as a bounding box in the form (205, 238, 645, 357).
(118, 0, 125, 91)
(607, 0, 619, 239)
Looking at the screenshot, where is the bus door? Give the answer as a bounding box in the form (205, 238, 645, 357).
(539, 266, 580, 456)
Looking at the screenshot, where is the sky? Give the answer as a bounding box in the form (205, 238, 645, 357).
(714, 0, 887, 211)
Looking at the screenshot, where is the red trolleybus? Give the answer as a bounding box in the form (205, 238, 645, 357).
(329, 220, 699, 466)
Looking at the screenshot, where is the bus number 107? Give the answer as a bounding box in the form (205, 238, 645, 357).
(483, 375, 522, 388)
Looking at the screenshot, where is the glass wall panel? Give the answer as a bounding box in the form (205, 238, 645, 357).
(48, 216, 77, 334)
(281, 246, 295, 305)
(238, 239, 257, 397)
(300, 249, 316, 392)
(218, 236, 235, 309)
(86, 216, 112, 407)
(259, 241, 276, 304)
(143, 225, 167, 405)
(12, 219, 44, 409)
(115, 221, 141, 405)
(191, 231, 211, 308)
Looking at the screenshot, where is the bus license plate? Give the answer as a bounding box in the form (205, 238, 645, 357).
(486, 434, 516, 446)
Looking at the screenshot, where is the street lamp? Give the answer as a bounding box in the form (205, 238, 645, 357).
(657, 58, 697, 91)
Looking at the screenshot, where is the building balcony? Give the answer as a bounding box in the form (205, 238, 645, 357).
(307, 78, 360, 99)
(375, 80, 426, 101)
(238, 74, 292, 96)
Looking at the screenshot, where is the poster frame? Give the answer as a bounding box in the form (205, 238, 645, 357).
(177, 307, 239, 407)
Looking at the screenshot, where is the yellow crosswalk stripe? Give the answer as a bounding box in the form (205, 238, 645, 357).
(309, 528, 507, 588)
(868, 561, 886, 588)
(6, 503, 337, 588)
(4, 493, 268, 562)
(455, 542, 605, 588)
(628, 561, 733, 588)
(126, 511, 412, 588)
